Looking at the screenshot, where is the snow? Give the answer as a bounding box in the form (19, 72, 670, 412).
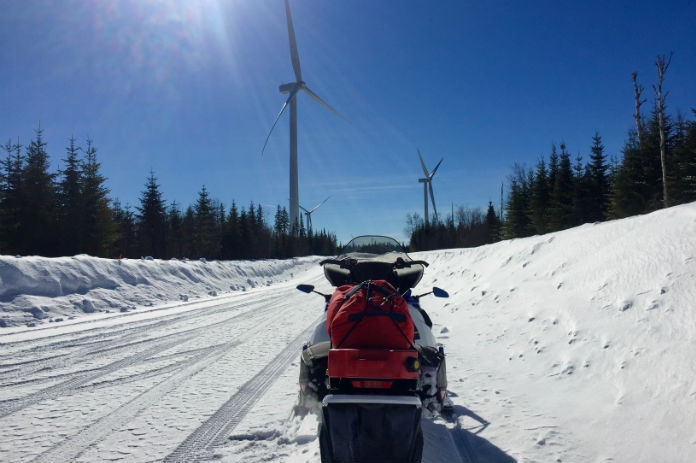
(2, 202, 696, 462)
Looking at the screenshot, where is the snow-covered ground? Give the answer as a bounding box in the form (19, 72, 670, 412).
(2, 202, 696, 462)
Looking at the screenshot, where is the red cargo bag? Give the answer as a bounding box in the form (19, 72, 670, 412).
(326, 280, 414, 349)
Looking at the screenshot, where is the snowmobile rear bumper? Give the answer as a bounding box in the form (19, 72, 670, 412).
(320, 394, 423, 463)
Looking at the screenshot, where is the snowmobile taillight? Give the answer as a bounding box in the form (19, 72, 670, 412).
(405, 356, 420, 372)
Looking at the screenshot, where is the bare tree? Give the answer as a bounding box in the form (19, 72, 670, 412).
(632, 71, 646, 147)
(653, 52, 673, 208)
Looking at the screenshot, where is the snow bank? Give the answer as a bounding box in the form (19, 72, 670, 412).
(2, 202, 696, 462)
(0, 255, 322, 327)
(410, 201, 696, 462)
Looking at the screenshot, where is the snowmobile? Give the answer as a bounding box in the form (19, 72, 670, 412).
(295, 235, 450, 463)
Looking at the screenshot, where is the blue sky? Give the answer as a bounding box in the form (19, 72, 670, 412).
(2, 0, 695, 245)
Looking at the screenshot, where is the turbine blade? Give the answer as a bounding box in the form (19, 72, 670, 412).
(261, 87, 299, 155)
(417, 149, 429, 177)
(310, 196, 330, 213)
(299, 204, 309, 213)
(430, 158, 443, 178)
(429, 182, 438, 220)
(285, 0, 302, 82)
(302, 86, 356, 128)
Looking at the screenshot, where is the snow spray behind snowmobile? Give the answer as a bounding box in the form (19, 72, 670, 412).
(296, 235, 450, 463)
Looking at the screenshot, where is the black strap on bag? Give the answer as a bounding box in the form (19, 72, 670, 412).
(335, 280, 415, 349)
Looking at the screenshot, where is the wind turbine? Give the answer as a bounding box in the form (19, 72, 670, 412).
(299, 196, 330, 232)
(262, 0, 352, 234)
(417, 149, 443, 226)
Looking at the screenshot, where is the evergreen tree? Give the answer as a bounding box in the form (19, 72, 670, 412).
(0, 139, 24, 253)
(485, 201, 501, 243)
(611, 135, 646, 218)
(274, 205, 289, 236)
(529, 157, 550, 234)
(548, 144, 559, 195)
(112, 200, 137, 258)
(20, 128, 58, 255)
(670, 110, 696, 202)
(181, 206, 196, 257)
(588, 132, 610, 221)
(571, 154, 593, 224)
(81, 139, 113, 256)
(273, 205, 291, 258)
(166, 201, 184, 258)
(221, 201, 241, 259)
(137, 171, 167, 258)
(549, 144, 574, 230)
(503, 165, 532, 238)
(193, 186, 218, 258)
(57, 137, 83, 255)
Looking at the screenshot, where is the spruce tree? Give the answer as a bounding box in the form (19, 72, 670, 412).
(503, 165, 532, 238)
(485, 201, 501, 243)
(137, 171, 167, 258)
(222, 201, 241, 259)
(20, 128, 58, 255)
(529, 158, 550, 234)
(81, 139, 113, 256)
(0, 139, 24, 253)
(166, 201, 184, 258)
(671, 110, 696, 202)
(549, 144, 574, 230)
(193, 186, 218, 258)
(588, 132, 610, 222)
(57, 137, 83, 255)
(181, 206, 196, 258)
(112, 200, 137, 258)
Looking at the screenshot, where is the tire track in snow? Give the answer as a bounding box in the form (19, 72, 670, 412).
(0, 336, 191, 419)
(0, 291, 278, 380)
(25, 295, 300, 463)
(162, 319, 320, 463)
(0, 293, 289, 408)
(28, 341, 239, 463)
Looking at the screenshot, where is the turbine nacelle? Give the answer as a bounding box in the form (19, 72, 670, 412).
(262, 0, 353, 234)
(279, 82, 305, 94)
(299, 196, 330, 232)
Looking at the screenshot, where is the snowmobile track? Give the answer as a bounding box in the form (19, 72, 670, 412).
(0, 336, 194, 419)
(0, 292, 286, 380)
(0, 292, 288, 392)
(29, 341, 238, 463)
(162, 318, 320, 463)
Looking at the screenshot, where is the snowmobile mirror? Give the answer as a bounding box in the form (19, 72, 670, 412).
(296, 284, 315, 293)
(433, 287, 449, 298)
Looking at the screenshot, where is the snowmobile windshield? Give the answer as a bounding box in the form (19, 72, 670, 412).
(325, 235, 423, 289)
(339, 235, 407, 257)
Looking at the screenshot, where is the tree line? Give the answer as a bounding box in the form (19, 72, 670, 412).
(0, 131, 337, 259)
(4, 56, 694, 258)
(408, 54, 696, 250)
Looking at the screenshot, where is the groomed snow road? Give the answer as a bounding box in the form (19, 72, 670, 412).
(1, 276, 476, 463)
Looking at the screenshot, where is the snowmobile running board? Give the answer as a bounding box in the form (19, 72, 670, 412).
(320, 394, 423, 462)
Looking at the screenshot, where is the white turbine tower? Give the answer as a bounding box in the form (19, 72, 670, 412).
(417, 149, 443, 226)
(262, 0, 352, 234)
(299, 196, 330, 232)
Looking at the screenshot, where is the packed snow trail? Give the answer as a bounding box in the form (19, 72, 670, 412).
(4, 203, 696, 461)
(0, 282, 324, 463)
(162, 319, 320, 463)
(0, 264, 487, 463)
